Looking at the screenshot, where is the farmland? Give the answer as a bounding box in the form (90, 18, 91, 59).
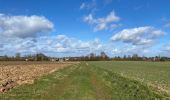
(89, 61, 170, 97)
(0, 61, 76, 92)
(0, 61, 170, 99)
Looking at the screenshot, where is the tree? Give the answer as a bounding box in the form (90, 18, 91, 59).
(123, 55, 127, 60)
(132, 54, 138, 60)
(35, 53, 49, 61)
(100, 51, 109, 60)
(15, 53, 21, 60)
(89, 53, 96, 60)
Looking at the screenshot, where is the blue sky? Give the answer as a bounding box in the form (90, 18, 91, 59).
(0, 0, 170, 57)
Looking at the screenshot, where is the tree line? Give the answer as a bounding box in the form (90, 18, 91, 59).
(0, 53, 49, 61)
(0, 52, 170, 61)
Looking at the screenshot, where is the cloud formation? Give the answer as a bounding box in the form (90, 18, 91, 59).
(0, 34, 104, 56)
(163, 45, 170, 51)
(112, 44, 152, 56)
(111, 26, 166, 45)
(42, 35, 103, 53)
(84, 11, 120, 31)
(80, 0, 97, 10)
(163, 23, 170, 28)
(0, 14, 54, 38)
(0, 32, 167, 57)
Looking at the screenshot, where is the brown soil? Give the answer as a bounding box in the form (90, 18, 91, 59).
(0, 61, 77, 92)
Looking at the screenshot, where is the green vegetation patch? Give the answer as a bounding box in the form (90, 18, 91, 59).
(0, 62, 166, 100)
(89, 61, 170, 98)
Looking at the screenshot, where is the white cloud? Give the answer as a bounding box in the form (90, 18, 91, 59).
(105, 11, 120, 22)
(94, 23, 107, 31)
(151, 30, 166, 37)
(163, 23, 170, 28)
(0, 14, 54, 38)
(80, 3, 86, 9)
(111, 44, 154, 57)
(0, 34, 105, 56)
(109, 24, 122, 31)
(161, 17, 168, 21)
(84, 11, 120, 31)
(112, 45, 138, 55)
(79, 0, 97, 10)
(80, 0, 113, 10)
(163, 45, 170, 51)
(0, 33, 167, 57)
(36, 35, 104, 56)
(103, 0, 112, 5)
(111, 26, 166, 45)
(84, 14, 94, 24)
(0, 37, 37, 55)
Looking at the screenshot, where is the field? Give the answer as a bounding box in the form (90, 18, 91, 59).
(89, 61, 170, 97)
(0, 61, 170, 99)
(0, 61, 75, 92)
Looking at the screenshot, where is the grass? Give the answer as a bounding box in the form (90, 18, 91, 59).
(89, 61, 170, 97)
(0, 61, 169, 99)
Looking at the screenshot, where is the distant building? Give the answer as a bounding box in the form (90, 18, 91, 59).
(25, 59, 29, 61)
(50, 58, 56, 62)
(65, 58, 69, 61)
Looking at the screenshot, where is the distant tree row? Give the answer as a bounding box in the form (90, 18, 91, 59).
(69, 53, 170, 61)
(68, 52, 109, 61)
(0, 52, 170, 61)
(111, 54, 170, 61)
(0, 53, 49, 61)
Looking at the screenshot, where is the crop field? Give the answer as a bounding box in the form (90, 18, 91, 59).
(0, 61, 75, 93)
(89, 61, 170, 97)
(0, 61, 170, 99)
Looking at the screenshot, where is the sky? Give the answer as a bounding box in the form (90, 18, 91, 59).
(0, 0, 170, 57)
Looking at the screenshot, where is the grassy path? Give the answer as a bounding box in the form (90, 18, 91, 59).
(0, 62, 164, 100)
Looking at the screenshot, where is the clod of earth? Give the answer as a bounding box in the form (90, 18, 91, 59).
(0, 79, 16, 92)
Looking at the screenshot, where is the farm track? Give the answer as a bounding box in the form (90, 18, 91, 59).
(0, 62, 168, 99)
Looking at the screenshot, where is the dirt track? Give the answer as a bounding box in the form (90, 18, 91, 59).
(0, 61, 76, 92)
